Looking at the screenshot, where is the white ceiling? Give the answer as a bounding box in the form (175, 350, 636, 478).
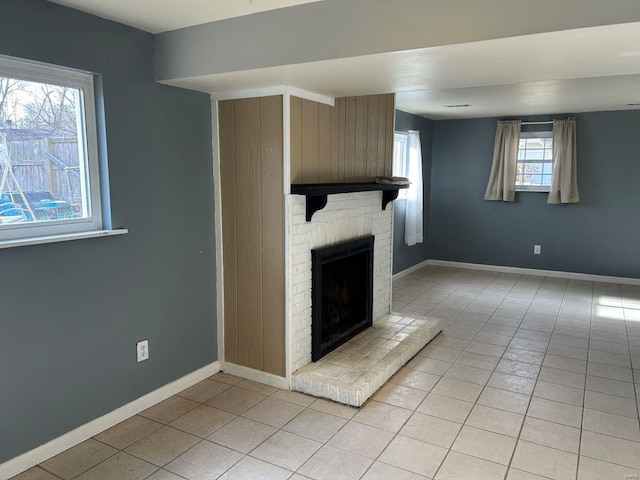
(48, 1, 640, 119)
(47, 0, 324, 33)
(396, 75, 640, 120)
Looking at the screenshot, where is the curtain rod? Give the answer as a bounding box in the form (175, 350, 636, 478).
(521, 121, 553, 125)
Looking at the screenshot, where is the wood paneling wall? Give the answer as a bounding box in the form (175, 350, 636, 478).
(290, 94, 395, 184)
(218, 96, 285, 376)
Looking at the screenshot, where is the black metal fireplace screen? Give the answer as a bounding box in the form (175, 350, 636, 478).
(311, 235, 374, 361)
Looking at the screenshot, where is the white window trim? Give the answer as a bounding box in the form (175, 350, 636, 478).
(0, 54, 113, 244)
(515, 130, 553, 193)
(0, 229, 128, 249)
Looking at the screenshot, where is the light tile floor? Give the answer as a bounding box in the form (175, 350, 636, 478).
(13, 266, 640, 480)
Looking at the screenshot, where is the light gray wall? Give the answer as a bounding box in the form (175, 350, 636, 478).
(0, 0, 216, 463)
(393, 110, 433, 274)
(155, 0, 640, 81)
(429, 111, 640, 279)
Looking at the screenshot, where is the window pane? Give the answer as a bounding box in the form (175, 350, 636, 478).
(393, 135, 407, 177)
(524, 163, 543, 174)
(520, 163, 540, 185)
(0, 76, 89, 226)
(525, 149, 544, 160)
(542, 175, 553, 185)
(526, 139, 545, 149)
(543, 163, 553, 174)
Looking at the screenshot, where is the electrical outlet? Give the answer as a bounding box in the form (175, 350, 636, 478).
(137, 340, 149, 362)
(534, 245, 542, 255)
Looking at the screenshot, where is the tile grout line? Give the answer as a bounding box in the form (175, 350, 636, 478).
(499, 274, 557, 480)
(429, 270, 533, 480)
(573, 279, 594, 480)
(424, 271, 499, 477)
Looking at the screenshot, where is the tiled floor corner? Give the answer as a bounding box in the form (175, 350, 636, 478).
(11, 265, 640, 480)
(291, 313, 442, 406)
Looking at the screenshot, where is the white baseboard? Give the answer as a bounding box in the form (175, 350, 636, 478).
(221, 362, 289, 390)
(0, 361, 220, 480)
(427, 260, 640, 286)
(392, 259, 431, 281)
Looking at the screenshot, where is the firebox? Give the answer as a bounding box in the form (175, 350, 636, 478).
(311, 235, 374, 361)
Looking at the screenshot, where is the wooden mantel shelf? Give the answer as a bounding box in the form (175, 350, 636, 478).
(291, 182, 409, 221)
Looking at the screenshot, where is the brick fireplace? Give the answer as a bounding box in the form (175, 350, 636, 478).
(287, 189, 442, 406)
(288, 191, 393, 374)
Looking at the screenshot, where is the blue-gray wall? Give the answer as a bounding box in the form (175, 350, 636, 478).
(0, 0, 216, 463)
(392, 110, 433, 274)
(429, 111, 640, 279)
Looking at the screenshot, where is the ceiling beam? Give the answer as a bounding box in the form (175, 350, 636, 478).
(155, 0, 640, 83)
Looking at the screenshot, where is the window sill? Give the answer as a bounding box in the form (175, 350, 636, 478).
(0, 229, 128, 249)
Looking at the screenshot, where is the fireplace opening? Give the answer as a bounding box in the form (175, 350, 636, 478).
(311, 235, 374, 361)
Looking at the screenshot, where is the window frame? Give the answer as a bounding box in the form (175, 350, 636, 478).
(0, 54, 104, 242)
(515, 130, 553, 193)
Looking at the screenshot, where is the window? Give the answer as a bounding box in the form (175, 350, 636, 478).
(0, 55, 103, 242)
(516, 131, 553, 191)
(393, 132, 409, 198)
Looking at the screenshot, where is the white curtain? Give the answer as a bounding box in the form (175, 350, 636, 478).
(484, 120, 521, 202)
(548, 117, 579, 204)
(405, 130, 423, 246)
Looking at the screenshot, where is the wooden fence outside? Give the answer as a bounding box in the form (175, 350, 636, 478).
(2, 136, 81, 203)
